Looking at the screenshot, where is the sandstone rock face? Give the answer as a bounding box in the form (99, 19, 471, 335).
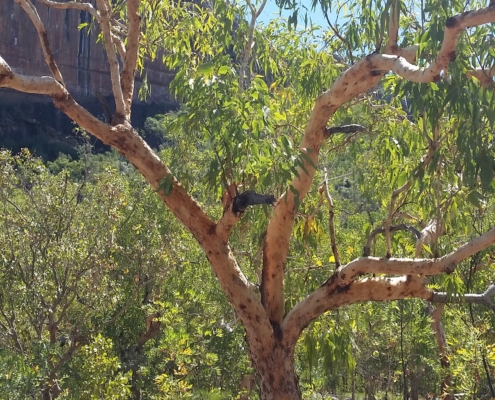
(0, 0, 174, 103)
(0, 0, 176, 158)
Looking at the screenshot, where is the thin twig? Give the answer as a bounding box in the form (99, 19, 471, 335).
(239, 0, 267, 93)
(323, 170, 341, 267)
(385, 124, 440, 257)
(363, 224, 421, 257)
(324, 9, 354, 64)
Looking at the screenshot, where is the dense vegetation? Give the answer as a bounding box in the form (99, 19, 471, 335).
(0, 129, 494, 398)
(1, 0, 495, 398)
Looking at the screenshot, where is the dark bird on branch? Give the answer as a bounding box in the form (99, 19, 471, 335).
(325, 124, 366, 136)
(233, 190, 276, 213)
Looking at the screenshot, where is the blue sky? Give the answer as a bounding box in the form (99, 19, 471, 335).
(258, 0, 332, 28)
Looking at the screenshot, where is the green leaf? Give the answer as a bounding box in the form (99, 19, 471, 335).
(396, 171, 408, 188)
(218, 65, 230, 75)
(299, 151, 317, 170)
(289, 185, 300, 210)
(429, 82, 439, 91)
(158, 174, 174, 196)
(467, 190, 482, 208)
(197, 62, 215, 75)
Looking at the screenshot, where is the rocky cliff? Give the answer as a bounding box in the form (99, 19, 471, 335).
(0, 0, 175, 159)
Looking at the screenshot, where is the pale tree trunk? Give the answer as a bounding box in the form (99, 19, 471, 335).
(251, 343, 301, 399)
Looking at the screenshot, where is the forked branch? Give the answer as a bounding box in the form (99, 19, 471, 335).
(281, 224, 495, 345)
(0, 51, 273, 355)
(95, 0, 126, 121)
(262, 4, 495, 327)
(467, 66, 495, 88)
(363, 224, 421, 257)
(238, 0, 267, 93)
(282, 275, 432, 346)
(338, 225, 495, 284)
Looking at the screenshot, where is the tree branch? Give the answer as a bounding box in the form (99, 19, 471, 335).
(415, 217, 446, 257)
(262, 0, 485, 319)
(323, 171, 341, 267)
(324, 10, 355, 64)
(385, 124, 440, 257)
(427, 303, 452, 396)
(14, 0, 65, 85)
(431, 284, 495, 310)
(137, 312, 161, 349)
(282, 275, 432, 347)
(120, 0, 141, 116)
(262, 52, 386, 326)
(467, 65, 495, 88)
(0, 56, 66, 95)
(0, 55, 274, 357)
(238, 0, 267, 93)
(372, 6, 495, 82)
(95, 0, 126, 121)
(385, 0, 400, 53)
(37, 0, 126, 62)
(37, 0, 101, 21)
(282, 224, 495, 345)
(113, 35, 127, 62)
(339, 226, 495, 284)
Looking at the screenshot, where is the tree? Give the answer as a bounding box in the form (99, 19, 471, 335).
(1, 0, 495, 398)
